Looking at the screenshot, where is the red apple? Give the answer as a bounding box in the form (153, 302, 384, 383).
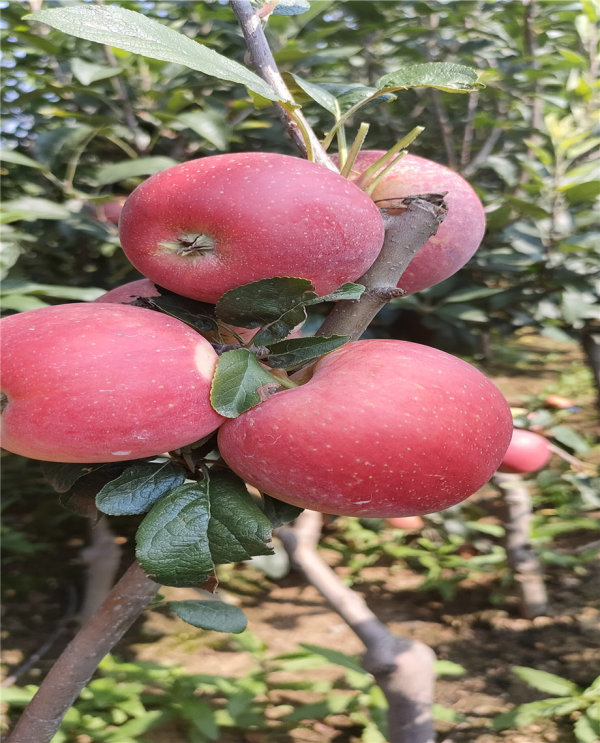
(217, 339, 512, 517)
(118, 152, 385, 303)
(101, 196, 127, 224)
(497, 428, 552, 474)
(0, 303, 224, 463)
(333, 151, 486, 295)
(94, 278, 160, 304)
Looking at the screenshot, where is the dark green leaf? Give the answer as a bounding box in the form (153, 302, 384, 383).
(210, 348, 282, 418)
(168, 600, 247, 633)
(207, 471, 274, 563)
(27, 6, 279, 101)
(41, 462, 104, 493)
(303, 282, 365, 304)
(377, 63, 483, 93)
(266, 335, 348, 369)
(144, 290, 218, 334)
(251, 307, 308, 345)
(135, 481, 214, 586)
(95, 460, 187, 515)
(215, 277, 315, 328)
(261, 495, 304, 528)
(135, 472, 274, 586)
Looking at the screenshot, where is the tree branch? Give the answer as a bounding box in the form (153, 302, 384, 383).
(317, 194, 447, 340)
(229, 0, 335, 170)
(279, 511, 436, 743)
(6, 562, 159, 743)
(493, 472, 548, 619)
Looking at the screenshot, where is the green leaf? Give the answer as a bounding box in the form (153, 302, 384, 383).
(95, 156, 178, 186)
(27, 6, 279, 101)
(168, 600, 248, 633)
(377, 62, 483, 93)
(95, 461, 187, 515)
(575, 708, 600, 743)
(207, 471, 273, 563)
(210, 348, 283, 418)
(266, 335, 348, 369)
(143, 290, 218, 334)
(135, 472, 273, 586)
(178, 111, 230, 151)
(0, 149, 48, 171)
(304, 282, 365, 304)
(70, 57, 123, 85)
(299, 644, 366, 674)
(561, 180, 600, 203)
(261, 495, 304, 527)
(136, 481, 214, 586)
(0, 279, 104, 302)
(1, 197, 70, 223)
(271, 0, 311, 15)
(550, 425, 590, 454)
(434, 660, 467, 677)
(513, 666, 582, 696)
(284, 73, 339, 114)
(41, 462, 107, 493)
(215, 277, 314, 329)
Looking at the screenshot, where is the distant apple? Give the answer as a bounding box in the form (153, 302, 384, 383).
(385, 516, 424, 530)
(218, 339, 513, 517)
(333, 151, 486, 295)
(497, 429, 552, 474)
(0, 303, 224, 462)
(118, 152, 385, 303)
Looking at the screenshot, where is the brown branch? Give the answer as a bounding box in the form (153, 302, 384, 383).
(229, 0, 335, 170)
(6, 562, 159, 743)
(317, 194, 447, 340)
(279, 511, 436, 743)
(493, 473, 548, 619)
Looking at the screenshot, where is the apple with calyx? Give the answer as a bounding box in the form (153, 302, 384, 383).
(497, 429, 552, 474)
(333, 151, 486, 295)
(218, 339, 513, 517)
(0, 303, 224, 463)
(118, 152, 385, 304)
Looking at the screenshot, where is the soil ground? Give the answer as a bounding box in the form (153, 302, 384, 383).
(1, 334, 599, 742)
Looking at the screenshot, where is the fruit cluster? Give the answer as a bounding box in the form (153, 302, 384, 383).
(1, 151, 514, 517)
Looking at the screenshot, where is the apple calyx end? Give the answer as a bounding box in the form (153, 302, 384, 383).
(159, 233, 216, 257)
(0, 392, 8, 414)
